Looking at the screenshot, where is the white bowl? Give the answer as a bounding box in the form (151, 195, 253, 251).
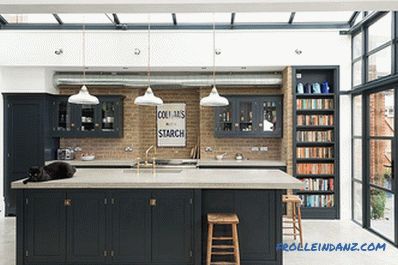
(81, 155, 95, 161)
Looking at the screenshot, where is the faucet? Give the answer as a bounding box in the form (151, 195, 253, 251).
(136, 145, 157, 175)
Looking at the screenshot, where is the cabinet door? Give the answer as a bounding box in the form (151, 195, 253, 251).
(76, 104, 99, 136)
(110, 191, 151, 263)
(214, 98, 235, 137)
(256, 96, 283, 137)
(66, 191, 107, 264)
(97, 98, 123, 138)
(151, 190, 193, 264)
(25, 191, 66, 264)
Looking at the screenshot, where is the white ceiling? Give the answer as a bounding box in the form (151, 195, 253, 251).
(0, 0, 397, 13)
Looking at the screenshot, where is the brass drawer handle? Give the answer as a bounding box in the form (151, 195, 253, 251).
(149, 198, 157, 207)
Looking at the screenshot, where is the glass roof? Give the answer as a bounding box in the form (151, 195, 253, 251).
(294, 11, 353, 22)
(235, 12, 291, 23)
(0, 11, 357, 28)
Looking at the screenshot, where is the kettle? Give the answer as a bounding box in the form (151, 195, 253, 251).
(235, 153, 244, 160)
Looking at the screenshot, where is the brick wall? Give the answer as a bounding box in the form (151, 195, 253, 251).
(60, 70, 293, 164)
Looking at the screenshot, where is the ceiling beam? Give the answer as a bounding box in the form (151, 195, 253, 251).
(231, 12, 235, 25)
(53, 13, 63, 24)
(112, 13, 120, 24)
(288, 12, 295, 24)
(172, 13, 177, 25)
(348, 11, 359, 26)
(1, 0, 398, 13)
(0, 15, 8, 25)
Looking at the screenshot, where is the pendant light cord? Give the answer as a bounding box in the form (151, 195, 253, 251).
(212, 13, 216, 87)
(147, 14, 151, 88)
(82, 22, 86, 85)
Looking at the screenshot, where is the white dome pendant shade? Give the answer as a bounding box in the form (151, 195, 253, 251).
(68, 22, 99, 105)
(68, 85, 99, 105)
(200, 85, 229, 107)
(200, 14, 228, 107)
(134, 86, 163, 106)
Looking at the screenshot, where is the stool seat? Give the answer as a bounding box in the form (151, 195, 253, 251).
(208, 213, 239, 224)
(282, 195, 301, 204)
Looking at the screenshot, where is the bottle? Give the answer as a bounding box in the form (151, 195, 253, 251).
(297, 82, 304, 94)
(321, 81, 330, 94)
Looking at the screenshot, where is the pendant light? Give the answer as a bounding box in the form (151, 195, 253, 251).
(200, 13, 229, 107)
(134, 14, 163, 106)
(68, 23, 99, 105)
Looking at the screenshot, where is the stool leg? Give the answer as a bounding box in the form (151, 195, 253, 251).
(297, 203, 304, 247)
(206, 224, 214, 265)
(291, 202, 297, 240)
(232, 224, 241, 265)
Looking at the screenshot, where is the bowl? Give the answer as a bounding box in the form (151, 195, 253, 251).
(81, 155, 95, 161)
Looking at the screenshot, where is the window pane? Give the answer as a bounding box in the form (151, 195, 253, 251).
(235, 12, 290, 23)
(368, 46, 391, 82)
(353, 182, 362, 224)
(2, 14, 57, 23)
(294, 12, 352, 22)
(370, 187, 395, 241)
(59, 14, 113, 23)
(368, 13, 392, 51)
(117, 13, 172, 24)
(369, 139, 392, 190)
(353, 60, 362, 87)
(176, 13, 230, 23)
(353, 95, 362, 136)
(369, 89, 394, 137)
(352, 32, 362, 59)
(353, 139, 362, 180)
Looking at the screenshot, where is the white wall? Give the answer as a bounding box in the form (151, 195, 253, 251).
(0, 28, 352, 219)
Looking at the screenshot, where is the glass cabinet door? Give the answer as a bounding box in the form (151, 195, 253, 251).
(259, 97, 282, 136)
(237, 100, 254, 133)
(101, 101, 117, 132)
(215, 104, 234, 134)
(56, 101, 72, 132)
(80, 105, 96, 132)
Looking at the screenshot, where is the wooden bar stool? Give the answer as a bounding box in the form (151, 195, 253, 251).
(206, 213, 240, 265)
(282, 195, 303, 246)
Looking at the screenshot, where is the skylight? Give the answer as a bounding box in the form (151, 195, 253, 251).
(59, 14, 113, 24)
(117, 13, 172, 24)
(235, 12, 291, 23)
(2, 14, 57, 24)
(176, 13, 231, 23)
(294, 12, 353, 23)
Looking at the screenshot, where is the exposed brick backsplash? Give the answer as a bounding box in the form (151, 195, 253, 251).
(60, 68, 293, 165)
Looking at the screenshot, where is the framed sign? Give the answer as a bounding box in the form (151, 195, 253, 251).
(156, 103, 186, 147)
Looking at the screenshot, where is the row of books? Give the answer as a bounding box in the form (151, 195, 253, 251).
(297, 115, 334, 126)
(301, 178, 334, 191)
(296, 131, 333, 142)
(299, 195, 335, 208)
(296, 147, 334, 158)
(296, 99, 334, 110)
(297, 163, 334, 175)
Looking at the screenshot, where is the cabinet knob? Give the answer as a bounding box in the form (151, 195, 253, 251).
(95, 123, 100, 127)
(71, 123, 75, 127)
(149, 198, 157, 207)
(64, 199, 72, 207)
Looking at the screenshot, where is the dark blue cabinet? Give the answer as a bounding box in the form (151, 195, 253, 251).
(52, 95, 124, 138)
(24, 191, 66, 264)
(215, 95, 283, 138)
(66, 191, 108, 264)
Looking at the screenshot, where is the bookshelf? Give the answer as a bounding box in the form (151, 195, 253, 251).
(292, 66, 339, 219)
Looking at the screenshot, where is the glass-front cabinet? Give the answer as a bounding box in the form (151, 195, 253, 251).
(52, 95, 124, 138)
(215, 95, 282, 137)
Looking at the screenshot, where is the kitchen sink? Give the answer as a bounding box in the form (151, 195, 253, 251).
(123, 169, 183, 174)
(132, 159, 197, 169)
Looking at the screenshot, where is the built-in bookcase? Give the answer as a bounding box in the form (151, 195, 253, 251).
(292, 66, 340, 219)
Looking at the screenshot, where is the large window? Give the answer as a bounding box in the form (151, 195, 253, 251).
(352, 95, 363, 224)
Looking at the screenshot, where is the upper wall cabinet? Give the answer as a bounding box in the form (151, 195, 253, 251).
(52, 95, 124, 138)
(215, 95, 283, 138)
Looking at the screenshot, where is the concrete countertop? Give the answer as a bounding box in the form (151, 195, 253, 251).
(45, 160, 136, 167)
(12, 168, 303, 190)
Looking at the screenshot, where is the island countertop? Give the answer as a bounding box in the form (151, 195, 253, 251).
(11, 168, 303, 190)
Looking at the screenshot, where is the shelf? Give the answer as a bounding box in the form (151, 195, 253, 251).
(296, 93, 335, 98)
(296, 158, 335, 163)
(296, 190, 334, 195)
(296, 109, 334, 114)
(296, 174, 335, 178)
(296, 125, 334, 131)
(296, 142, 335, 147)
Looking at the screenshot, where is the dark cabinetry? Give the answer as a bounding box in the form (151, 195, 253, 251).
(215, 96, 283, 137)
(21, 190, 194, 265)
(3, 94, 58, 216)
(52, 95, 124, 138)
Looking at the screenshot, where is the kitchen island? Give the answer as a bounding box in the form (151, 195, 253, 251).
(12, 168, 303, 265)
